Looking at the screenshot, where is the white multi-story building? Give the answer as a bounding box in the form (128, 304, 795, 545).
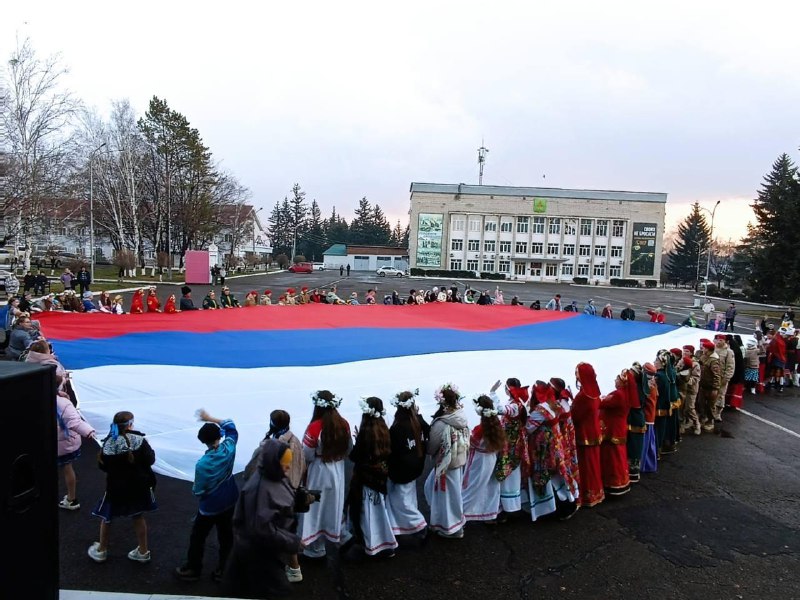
(409, 183, 667, 283)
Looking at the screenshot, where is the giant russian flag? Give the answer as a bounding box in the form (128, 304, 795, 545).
(42, 305, 704, 481)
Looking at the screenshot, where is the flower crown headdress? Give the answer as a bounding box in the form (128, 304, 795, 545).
(311, 391, 342, 409)
(473, 396, 498, 418)
(434, 383, 462, 407)
(391, 388, 419, 409)
(359, 398, 386, 418)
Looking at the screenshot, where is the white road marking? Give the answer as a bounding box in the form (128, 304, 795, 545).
(739, 409, 800, 439)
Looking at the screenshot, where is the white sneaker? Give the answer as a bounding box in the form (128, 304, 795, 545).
(87, 542, 107, 563)
(127, 547, 151, 563)
(285, 565, 303, 583)
(59, 495, 80, 510)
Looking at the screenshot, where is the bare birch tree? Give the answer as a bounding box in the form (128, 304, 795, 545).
(0, 37, 79, 268)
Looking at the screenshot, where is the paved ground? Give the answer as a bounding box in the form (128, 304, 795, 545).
(58, 386, 800, 599)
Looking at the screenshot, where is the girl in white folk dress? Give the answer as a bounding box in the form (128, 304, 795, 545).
(299, 391, 351, 558)
(386, 390, 430, 537)
(462, 395, 507, 522)
(343, 397, 398, 557)
(424, 383, 470, 539)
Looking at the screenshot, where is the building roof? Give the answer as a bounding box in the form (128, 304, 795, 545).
(409, 182, 667, 204)
(347, 245, 408, 256)
(323, 244, 348, 256)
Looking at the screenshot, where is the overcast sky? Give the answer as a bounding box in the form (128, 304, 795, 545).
(4, 1, 800, 242)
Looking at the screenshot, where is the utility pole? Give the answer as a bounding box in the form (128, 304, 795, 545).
(478, 142, 489, 185)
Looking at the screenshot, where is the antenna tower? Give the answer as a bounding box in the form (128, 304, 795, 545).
(477, 142, 489, 185)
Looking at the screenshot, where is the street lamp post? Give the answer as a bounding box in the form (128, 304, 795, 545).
(89, 142, 107, 282)
(703, 200, 721, 289)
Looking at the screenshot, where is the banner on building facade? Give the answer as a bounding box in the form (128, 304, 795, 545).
(630, 222, 657, 276)
(416, 213, 443, 267)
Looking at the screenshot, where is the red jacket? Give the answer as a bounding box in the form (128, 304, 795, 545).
(146, 294, 161, 312)
(647, 310, 665, 323)
(768, 334, 786, 363)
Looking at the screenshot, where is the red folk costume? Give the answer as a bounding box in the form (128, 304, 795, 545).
(550, 378, 580, 501)
(164, 295, 178, 313)
(495, 384, 531, 482)
(599, 370, 633, 496)
(130, 289, 145, 314)
(571, 362, 605, 507)
(146, 290, 161, 312)
(529, 383, 578, 502)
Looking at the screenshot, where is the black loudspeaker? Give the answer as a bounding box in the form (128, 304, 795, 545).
(0, 362, 59, 599)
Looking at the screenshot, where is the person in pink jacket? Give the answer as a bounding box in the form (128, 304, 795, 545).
(57, 388, 97, 510)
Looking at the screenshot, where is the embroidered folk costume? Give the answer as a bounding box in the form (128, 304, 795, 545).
(462, 399, 503, 522)
(599, 370, 633, 496)
(164, 295, 179, 314)
(639, 362, 659, 473)
(424, 384, 469, 538)
(571, 363, 604, 507)
(146, 288, 161, 312)
(491, 380, 530, 514)
(299, 392, 350, 558)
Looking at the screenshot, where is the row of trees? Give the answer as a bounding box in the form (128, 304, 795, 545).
(665, 152, 800, 303)
(267, 185, 409, 262)
(0, 38, 251, 270)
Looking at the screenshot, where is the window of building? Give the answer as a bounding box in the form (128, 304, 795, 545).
(451, 239, 463, 251)
(499, 260, 510, 273)
(515, 242, 528, 254)
(612, 220, 624, 237)
(452, 218, 465, 231)
(514, 262, 526, 275)
(564, 219, 577, 236)
(548, 218, 561, 235)
(577, 264, 589, 276)
(517, 216, 529, 234)
(545, 263, 558, 277)
(563, 244, 575, 256)
(224, 234, 233, 243)
(579, 244, 591, 257)
(580, 219, 592, 236)
(531, 242, 543, 254)
(469, 219, 481, 232)
(593, 264, 606, 277)
(547, 243, 559, 255)
(450, 259, 462, 270)
(499, 241, 512, 253)
(595, 220, 608, 237)
(500, 220, 513, 233)
(468, 239, 480, 251)
(483, 240, 496, 252)
(532, 217, 545, 234)
(561, 263, 574, 276)
(466, 259, 478, 271)
(611, 245, 623, 258)
(595, 246, 607, 258)
(609, 265, 622, 277)
(482, 260, 495, 272)
(484, 220, 497, 232)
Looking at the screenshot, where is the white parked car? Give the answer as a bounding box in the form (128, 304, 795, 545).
(377, 266, 405, 277)
(313, 263, 325, 271)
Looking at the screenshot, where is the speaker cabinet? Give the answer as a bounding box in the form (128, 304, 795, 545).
(0, 362, 59, 599)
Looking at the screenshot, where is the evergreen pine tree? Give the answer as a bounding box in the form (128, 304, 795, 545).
(304, 199, 325, 261)
(349, 197, 373, 244)
(370, 204, 392, 245)
(746, 153, 800, 302)
(665, 202, 711, 288)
